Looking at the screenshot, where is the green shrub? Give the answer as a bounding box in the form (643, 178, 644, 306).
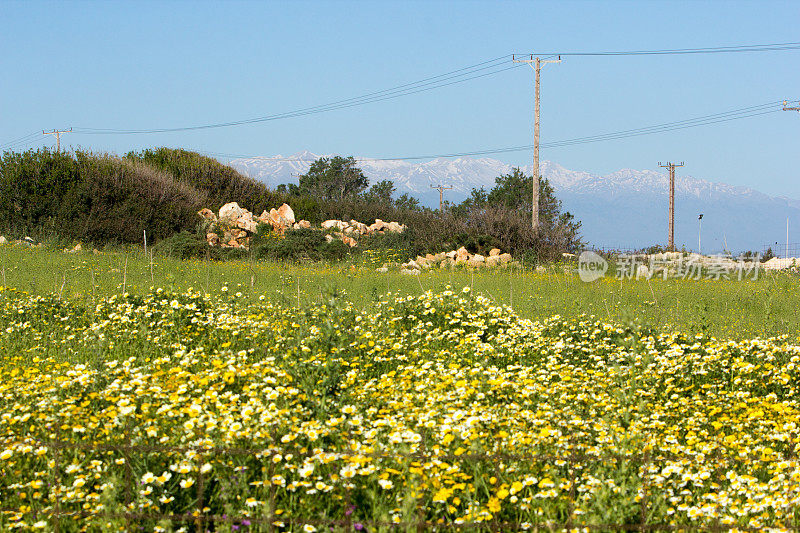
(152, 231, 249, 261)
(125, 147, 289, 215)
(254, 228, 350, 262)
(0, 148, 202, 244)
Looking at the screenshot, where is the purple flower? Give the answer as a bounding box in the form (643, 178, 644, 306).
(232, 527, 239, 531)
(241, 520, 251, 527)
(345, 505, 355, 517)
(354, 523, 364, 531)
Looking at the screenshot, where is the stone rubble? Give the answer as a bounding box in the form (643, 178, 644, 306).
(198, 202, 406, 250)
(397, 247, 515, 275)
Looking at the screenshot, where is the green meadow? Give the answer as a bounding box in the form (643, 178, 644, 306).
(2, 244, 797, 340)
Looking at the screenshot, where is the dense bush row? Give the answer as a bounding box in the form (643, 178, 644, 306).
(0, 147, 581, 264)
(0, 149, 201, 243)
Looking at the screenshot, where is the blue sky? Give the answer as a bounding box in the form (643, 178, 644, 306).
(2, 0, 799, 197)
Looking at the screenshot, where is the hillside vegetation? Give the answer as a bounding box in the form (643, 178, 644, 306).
(0, 148, 581, 262)
(0, 149, 201, 243)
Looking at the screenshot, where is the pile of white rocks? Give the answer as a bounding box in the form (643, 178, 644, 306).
(321, 218, 406, 248)
(762, 257, 800, 271)
(198, 202, 408, 250)
(398, 247, 514, 275)
(199, 202, 307, 249)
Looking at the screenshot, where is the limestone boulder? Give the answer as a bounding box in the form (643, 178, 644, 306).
(277, 203, 295, 225)
(498, 253, 512, 264)
(219, 202, 247, 221)
(403, 260, 421, 271)
(369, 219, 386, 232)
(385, 221, 406, 233)
(236, 212, 258, 233)
(198, 208, 217, 222)
(322, 220, 339, 230)
(489, 248, 501, 257)
(206, 233, 219, 246)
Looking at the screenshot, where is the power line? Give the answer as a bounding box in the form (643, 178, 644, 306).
(196, 100, 787, 162)
(516, 41, 800, 56)
(0, 131, 42, 150)
(73, 56, 518, 135)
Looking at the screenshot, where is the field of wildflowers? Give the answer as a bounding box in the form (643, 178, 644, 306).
(1, 279, 800, 531)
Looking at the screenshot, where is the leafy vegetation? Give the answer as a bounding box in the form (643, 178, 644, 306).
(0, 148, 583, 263)
(0, 148, 201, 244)
(125, 147, 285, 214)
(452, 167, 583, 260)
(1, 245, 798, 339)
(1, 279, 800, 530)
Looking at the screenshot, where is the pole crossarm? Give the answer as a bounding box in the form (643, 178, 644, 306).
(783, 100, 800, 112)
(43, 128, 73, 151)
(430, 184, 453, 212)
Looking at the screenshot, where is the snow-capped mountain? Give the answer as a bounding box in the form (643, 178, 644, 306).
(229, 152, 799, 253)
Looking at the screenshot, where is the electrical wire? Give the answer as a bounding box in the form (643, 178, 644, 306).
(195, 100, 786, 162)
(6, 42, 797, 145)
(0, 131, 43, 150)
(516, 41, 800, 57)
(73, 56, 517, 135)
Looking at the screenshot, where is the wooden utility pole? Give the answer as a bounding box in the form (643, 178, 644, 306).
(513, 55, 561, 232)
(659, 161, 685, 251)
(430, 184, 452, 212)
(783, 100, 800, 112)
(43, 128, 72, 151)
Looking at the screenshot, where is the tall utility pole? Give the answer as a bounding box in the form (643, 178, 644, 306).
(513, 54, 561, 232)
(430, 184, 452, 212)
(659, 161, 685, 251)
(783, 100, 800, 112)
(43, 128, 72, 151)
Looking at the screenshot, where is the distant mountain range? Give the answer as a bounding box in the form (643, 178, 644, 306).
(230, 151, 799, 253)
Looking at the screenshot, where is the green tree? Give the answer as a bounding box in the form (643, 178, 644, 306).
(394, 193, 421, 211)
(454, 167, 582, 254)
(298, 156, 369, 201)
(276, 183, 300, 195)
(362, 179, 396, 204)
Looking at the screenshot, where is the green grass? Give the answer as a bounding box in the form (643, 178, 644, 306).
(1, 244, 798, 340)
